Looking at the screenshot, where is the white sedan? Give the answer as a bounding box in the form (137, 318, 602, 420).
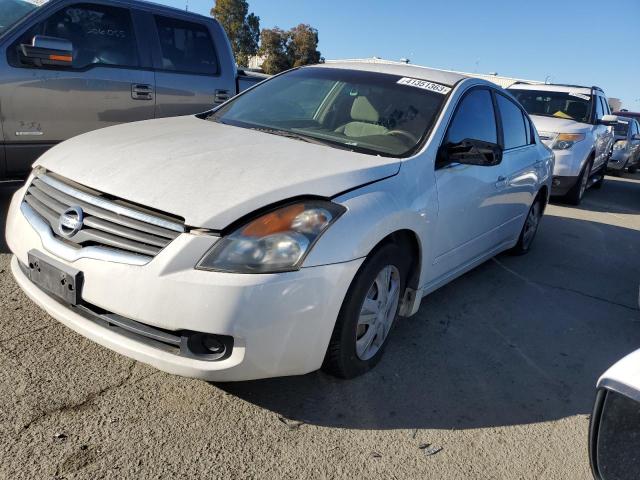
(6, 62, 553, 381)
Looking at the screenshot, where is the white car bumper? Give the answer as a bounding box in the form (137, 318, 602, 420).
(6, 188, 363, 381)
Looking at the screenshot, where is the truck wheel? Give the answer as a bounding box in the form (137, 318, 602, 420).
(564, 159, 592, 206)
(322, 243, 409, 379)
(509, 196, 543, 256)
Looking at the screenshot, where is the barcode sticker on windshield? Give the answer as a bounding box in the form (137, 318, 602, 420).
(568, 92, 590, 101)
(397, 78, 451, 94)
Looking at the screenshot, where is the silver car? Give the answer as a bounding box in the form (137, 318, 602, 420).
(608, 117, 640, 175)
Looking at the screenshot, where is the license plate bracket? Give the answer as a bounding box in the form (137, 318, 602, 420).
(27, 250, 83, 305)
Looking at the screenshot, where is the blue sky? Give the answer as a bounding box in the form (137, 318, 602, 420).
(160, 0, 640, 110)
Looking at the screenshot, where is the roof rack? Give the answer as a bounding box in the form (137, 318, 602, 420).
(511, 81, 604, 94)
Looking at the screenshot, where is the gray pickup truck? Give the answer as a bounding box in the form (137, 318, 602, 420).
(0, 0, 265, 184)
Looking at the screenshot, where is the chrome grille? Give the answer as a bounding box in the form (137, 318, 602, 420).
(23, 171, 184, 260)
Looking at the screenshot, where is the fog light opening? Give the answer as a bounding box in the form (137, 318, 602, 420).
(182, 332, 232, 361)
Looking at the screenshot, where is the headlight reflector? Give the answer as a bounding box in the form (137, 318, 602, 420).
(613, 140, 628, 151)
(552, 133, 585, 150)
(197, 201, 345, 273)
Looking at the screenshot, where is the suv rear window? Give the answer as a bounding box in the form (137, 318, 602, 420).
(154, 16, 218, 75)
(510, 89, 591, 124)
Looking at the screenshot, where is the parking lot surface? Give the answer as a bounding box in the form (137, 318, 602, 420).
(1, 174, 639, 480)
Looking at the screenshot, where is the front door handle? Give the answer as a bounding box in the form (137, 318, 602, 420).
(495, 175, 508, 188)
(131, 84, 153, 100)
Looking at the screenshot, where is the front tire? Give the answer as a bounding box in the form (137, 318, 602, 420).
(564, 158, 592, 205)
(322, 243, 409, 379)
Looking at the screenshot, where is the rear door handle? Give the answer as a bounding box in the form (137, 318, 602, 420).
(131, 84, 153, 100)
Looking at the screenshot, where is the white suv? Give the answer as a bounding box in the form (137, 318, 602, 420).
(508, 83, 617, 205)
(7, 63, 553, 381)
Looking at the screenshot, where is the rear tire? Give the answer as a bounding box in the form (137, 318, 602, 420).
(509, 196, 543, 256)
(564, 158, 592, 205)
(322, 243, 409, 379)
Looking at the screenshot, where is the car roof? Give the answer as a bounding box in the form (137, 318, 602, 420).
(314, 60, 467, 87)
(508, 83, 595, 95)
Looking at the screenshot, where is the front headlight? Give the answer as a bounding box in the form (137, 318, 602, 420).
(613, 140, 628, 151)
(196, 200, 346, 273)
(552, 133, 585, 150)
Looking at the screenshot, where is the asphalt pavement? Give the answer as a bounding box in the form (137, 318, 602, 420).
(1, 173, 639, 479)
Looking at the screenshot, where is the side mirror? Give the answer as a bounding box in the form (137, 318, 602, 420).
(599, 114, 619, 126)
(438, 138, 503, 168)
(20, 35, 73, 67)
(589, 349, 640, 479)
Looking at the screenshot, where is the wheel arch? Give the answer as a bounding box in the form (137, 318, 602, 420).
(370, 229, 422, 317)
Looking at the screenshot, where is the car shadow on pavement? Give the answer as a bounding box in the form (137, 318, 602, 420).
(218, 214, 640, 430)
(555, 175, 640, 215)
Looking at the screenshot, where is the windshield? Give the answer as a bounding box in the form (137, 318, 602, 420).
(0, 0, 40, 35)
(511, 89, 592, 123)
(208, 67, 448, 157)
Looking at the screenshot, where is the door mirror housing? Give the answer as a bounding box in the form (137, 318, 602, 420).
(438, 138, 503, 168)
(589, 349, 640, 479)
(20, 35, 73, 67)
(599, 114, 619, 126)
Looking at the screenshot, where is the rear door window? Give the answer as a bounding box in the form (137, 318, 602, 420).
(496, 94, 528, 149)
(154, 16, 218, 75)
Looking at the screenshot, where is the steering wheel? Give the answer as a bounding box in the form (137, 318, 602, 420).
(386, 130, 420, 145)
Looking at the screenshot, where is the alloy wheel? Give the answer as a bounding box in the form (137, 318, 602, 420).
(355, 265, 401, 361)
(522, 201, 541, 249)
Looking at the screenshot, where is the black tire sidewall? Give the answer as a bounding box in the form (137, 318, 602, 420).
(324, 243, 409, 378)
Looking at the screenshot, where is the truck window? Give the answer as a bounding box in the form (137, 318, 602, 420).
(154, 16, 218, 75)
(11, 3, 139, 69)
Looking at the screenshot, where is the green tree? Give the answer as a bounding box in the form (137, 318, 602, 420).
(211, 0, 260, 67)
(258, 27, 289, 75)
(287, 24, 321, 68)
(258, 24, 322, 75)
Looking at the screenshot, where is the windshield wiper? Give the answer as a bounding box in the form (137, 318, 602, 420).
(250, 127, 357, 152)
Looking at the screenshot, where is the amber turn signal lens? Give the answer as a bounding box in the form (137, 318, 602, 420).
(556, 133, 585, 142)
(241, 204, 305, 237)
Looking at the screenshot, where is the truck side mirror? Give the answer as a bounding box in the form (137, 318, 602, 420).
(589, 350, 640, 479)
(20, 35, 73, 67)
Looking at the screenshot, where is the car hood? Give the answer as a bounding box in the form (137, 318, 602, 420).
(35, 116, 400, 229)
(529, 115, 592, 134)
